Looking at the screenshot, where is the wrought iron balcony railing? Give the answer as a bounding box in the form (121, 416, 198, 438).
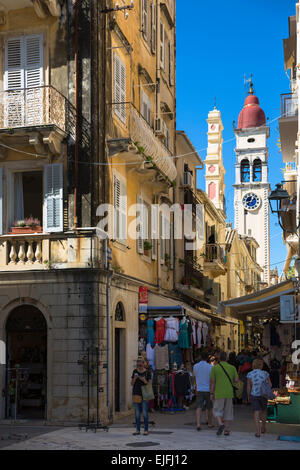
(108, 102, 177, 181)
(204, 244, 226, 264)
(281, 93, 298, 117)
(0, 85, 75, 139)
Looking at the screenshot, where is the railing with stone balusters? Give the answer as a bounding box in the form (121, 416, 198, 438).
(7, 239, 43, 266)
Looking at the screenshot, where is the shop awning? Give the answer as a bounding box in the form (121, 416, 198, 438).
(147, 292, 211, 322)
(217, 280, 297, 319)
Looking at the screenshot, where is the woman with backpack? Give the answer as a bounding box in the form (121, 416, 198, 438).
(247, 358, 273, 438)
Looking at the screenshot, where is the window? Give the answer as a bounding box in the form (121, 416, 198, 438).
(44, 164, 63, 233)
(141, 91, 151, 125)
(241, 159, 250, 182)
(141, 0, 149, 40)
(253, 158, 262, 182)
(160, 21, 165, 69)
(14, 171, 43, 225)
(115, 302, 125, 322)
(137, 196, 153, 257)
(113, 173, 127, 243)
(151, 204, 158, 260)
(169, 41, 174, 86)
(113, 53, 126, 123)
(151, 2, 156, 53)
(5, 34, 44, 127)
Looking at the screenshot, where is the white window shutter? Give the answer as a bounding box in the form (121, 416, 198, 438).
(196, 203, 205, 241)
(44, 163, 63, 233)
(0, 168, 3, 235)
(113, 53, 126, 123)
(5, 38, 24, 127)
(160, 212, 165, 264)
(160, 22, 165, 68)
(170, 220, 174, 269)
(151, 2, 156, 53)
(24, 35, 43, 88)
(120, 179, 127, 242)
(137, 195, 144, 254)
(151, 204, 158, 260)
(169, 41, 174, 86)
(113, 174, 121, 240)
(142, 0, 149, 40)
(114, 174, 127, 243)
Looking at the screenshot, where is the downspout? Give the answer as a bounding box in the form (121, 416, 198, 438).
(106, 269, 113, 422)
(74, 0, 79, 229)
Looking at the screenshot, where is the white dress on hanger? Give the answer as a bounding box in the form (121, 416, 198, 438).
(164, 317, 179, 342)
(202, 322, 208, 347)
(197, 321, 202, 348)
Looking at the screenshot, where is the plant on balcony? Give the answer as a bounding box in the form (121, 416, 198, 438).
(11, 217, 42, 234)
(143, 240, 152, 256)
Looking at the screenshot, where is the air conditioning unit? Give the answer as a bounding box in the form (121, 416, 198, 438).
(183, 171, 193, 187)
(155, 118, 167, 139)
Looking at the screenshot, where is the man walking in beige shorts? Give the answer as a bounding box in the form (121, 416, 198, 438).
(210, 351, 239, 436)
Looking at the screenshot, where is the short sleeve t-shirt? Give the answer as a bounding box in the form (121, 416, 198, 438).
(247, 369, 269, 397)
(132, 369, 151, 397)
(210, 362, 238, 399)
(193, 361, 213, 392)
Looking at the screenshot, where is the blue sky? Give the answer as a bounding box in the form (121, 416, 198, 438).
(176, 0, 296, 274)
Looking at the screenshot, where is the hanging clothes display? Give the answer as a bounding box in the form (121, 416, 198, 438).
(154, 344, 169, 370)
(168, 343, 183, 370)
(155, 318, 166, 344)
(174, 370, 191, 397)
(192, 320, 197, 346)
(178, 318, 190, 349)
(202, 322, 208, 347)
(146, 343, 155, 370)
(153, 369, 169, 396)
(164, 317, 179, 342)
(197, 321, 202, 348)
(147, 319, 155, 345)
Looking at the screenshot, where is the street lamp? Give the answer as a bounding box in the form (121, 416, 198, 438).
(268, 183, 299, 233)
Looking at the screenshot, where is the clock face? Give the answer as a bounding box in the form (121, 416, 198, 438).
(242, 193, 261, 211)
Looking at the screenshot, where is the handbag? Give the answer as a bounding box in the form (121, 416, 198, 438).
(260, 379, 275, 400)
(133, 395, 142, 404)
(219, 363, 238, 399)
(141, 383, 155, 401)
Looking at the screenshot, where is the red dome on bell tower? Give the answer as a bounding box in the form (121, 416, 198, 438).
(237, 84, 266, 129)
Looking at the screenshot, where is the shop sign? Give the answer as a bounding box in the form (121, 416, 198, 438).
(139, 286, 148, 304)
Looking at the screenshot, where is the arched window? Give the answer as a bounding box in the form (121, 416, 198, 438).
(115, 302, 125, 322)
(253, 159, 262, 182)
(241, 159, 250, 182)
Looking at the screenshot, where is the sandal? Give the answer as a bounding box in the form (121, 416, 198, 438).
(216, 424, 225, 436)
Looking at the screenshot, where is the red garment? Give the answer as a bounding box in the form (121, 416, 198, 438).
(155, 318, 166, 344)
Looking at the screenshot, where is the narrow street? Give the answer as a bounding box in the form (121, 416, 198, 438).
(1, 405, 299, 451)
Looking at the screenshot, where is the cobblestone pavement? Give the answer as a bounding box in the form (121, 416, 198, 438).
(1, 406, 300, 450)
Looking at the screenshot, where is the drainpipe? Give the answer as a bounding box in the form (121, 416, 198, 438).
(74, 0, 79, 229)
(106, 270, 113, 422)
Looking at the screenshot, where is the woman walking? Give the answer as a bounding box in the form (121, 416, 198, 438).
(247, 358, 272, 438)
(131, 356, 152, 436)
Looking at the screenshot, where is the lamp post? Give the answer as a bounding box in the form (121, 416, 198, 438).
(268, 183, 299, 233)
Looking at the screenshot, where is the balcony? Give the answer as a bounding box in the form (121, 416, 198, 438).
(203, 244, 226, 277)
(0, 86, 75, 157)
(0, 232, 103, 272)
(279, 93, 298, 163)
(107, 102, 177, 183)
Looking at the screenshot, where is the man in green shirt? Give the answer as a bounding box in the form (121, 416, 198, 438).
(210, 351, 239, 436)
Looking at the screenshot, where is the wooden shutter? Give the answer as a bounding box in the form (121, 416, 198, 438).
(151, 204, 158, 260)
(196, 203, 205, 241)
(0, 168, 3, 235)
(160, 212, 165, 264)
(151, 2, 156, 53)
(113, 53, 126, 123)
(137, 195, 144, 254)
(142, 0, 149, 40)
(5, 38, 24, 127)
(25, 35, 44, 126)
(160, 22, 165, 68)
(169, 41, 174, 86)
(141, 91, 151, 125)
(114, 174, 127, 243)
(170, 220, 174, 269)
(44, 163, 63, 233)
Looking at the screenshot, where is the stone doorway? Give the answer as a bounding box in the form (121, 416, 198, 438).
(5, 305, 47, 420)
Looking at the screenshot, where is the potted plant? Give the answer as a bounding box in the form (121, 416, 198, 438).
(143, 240, 152, 256)
(11, 217, 42, 234)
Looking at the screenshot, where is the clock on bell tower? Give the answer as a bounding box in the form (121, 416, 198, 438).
(233, 84, 270, 284)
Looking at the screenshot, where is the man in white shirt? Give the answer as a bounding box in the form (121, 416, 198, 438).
(193, 351, 213, 430)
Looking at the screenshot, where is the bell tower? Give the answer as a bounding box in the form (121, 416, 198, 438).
(205, 107, 226, 212)
(233, 84, 270, 284)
